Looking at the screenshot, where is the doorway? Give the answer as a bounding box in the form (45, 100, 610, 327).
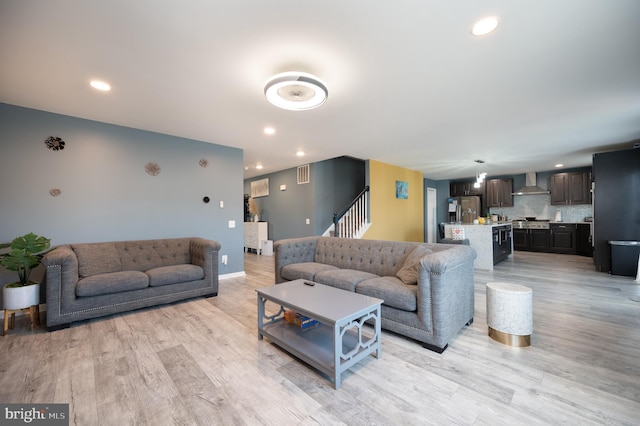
(426, 187, 437, 243)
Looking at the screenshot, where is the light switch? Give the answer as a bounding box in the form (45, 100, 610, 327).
(219, 201, 224, 208)
(306, 218, 310, 224)
(228, 220, 235, 228)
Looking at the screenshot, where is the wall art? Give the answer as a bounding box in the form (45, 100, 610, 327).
(396, 180, 408, 199)
(45, 136, 65, 151)
(250, 178, 269, 198)
(145, 162, 161, 176)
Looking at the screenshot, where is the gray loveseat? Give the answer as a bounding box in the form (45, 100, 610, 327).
(42, 237, 220, 330)
(274, 236, 477, 352)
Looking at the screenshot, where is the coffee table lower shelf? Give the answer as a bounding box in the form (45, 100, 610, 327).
(260, 318, 380, 389)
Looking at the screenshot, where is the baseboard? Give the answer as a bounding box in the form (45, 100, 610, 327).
(219, 271, 246, 280)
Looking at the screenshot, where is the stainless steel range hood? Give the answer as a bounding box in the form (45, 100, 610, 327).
(512, 172, 550, 195)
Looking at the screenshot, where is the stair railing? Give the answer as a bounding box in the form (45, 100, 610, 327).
(332, 186, 370, 238)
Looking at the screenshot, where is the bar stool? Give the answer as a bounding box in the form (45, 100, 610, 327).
(486, 282, 532, 347)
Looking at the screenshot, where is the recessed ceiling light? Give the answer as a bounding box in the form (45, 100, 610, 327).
(555, 163, 564, 168)
(90, 80, 111, 91)
(472, 17, 499, 36)
(256, 164, 263, 170)
(264, 127, 275, 135)
(264, 72, 328, 111)
(296, 151, 305, 157)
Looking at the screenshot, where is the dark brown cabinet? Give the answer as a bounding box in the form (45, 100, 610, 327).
(450, 180, 484, 197)
(549, 224, 577, 254)
(550, 172, 591, 205)
(485, 179, 513, 207)
(513, 228, 550, 251)
(493, 225, 512, 264)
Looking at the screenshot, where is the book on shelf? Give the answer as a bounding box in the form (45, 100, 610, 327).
(284, 310, 318, 329)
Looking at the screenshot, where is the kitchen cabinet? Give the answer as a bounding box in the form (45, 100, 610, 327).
(549, 224, 577, 254)
(513, 228, 550, 252)
(450, 180, 484, 197)
(576, 223, 593, 257)
(485, 179, 513, 208)
(244, 222, 268, 253)
(492, 225, 512, 264)
(550, 172, 591, 205)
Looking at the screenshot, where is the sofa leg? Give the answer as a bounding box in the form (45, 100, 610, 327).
(205, 293, 218, 298)
(422, 342, 447, 353)
(47, 323, 70, 332)
(466, 318, 474, 326)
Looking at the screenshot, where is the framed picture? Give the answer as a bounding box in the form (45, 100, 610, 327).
(396, 180, 408, 199)
(251, 178, 269, 198)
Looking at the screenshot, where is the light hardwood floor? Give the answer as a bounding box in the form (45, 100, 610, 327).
(1, 251, 639, 425)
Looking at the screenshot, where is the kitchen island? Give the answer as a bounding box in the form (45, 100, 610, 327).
(443, 223, 513, 270)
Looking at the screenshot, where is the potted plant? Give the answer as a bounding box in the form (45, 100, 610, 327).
(1, 232, 51, 310)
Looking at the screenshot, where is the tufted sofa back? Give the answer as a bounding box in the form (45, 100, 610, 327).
(70, 238, 193, 278)
(314, 237, 422, 277)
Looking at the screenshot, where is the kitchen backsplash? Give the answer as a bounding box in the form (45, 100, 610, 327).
(489, 194, 592, 222)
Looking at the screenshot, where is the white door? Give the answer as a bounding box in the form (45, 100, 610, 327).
(427, 187, 437, 243)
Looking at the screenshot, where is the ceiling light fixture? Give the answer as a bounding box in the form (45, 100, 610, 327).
(90, 80, 111, 91)
(296, 151, 305, 157)
(471, 17, 499, 36)
(473, 160, 486, 188)
(264, 72, 328, 111)
(264, 127, 275, 135)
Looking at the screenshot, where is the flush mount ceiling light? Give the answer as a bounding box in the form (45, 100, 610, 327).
(472, 16, 499, 36)
(90, 80, 111, 91)
(264, 72, 328, 111)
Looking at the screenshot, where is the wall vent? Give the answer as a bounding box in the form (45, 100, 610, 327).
(297, 164, 310, 184)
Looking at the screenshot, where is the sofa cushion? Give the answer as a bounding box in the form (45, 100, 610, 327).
(147, 264, 204, 287)
(280, 262, 339, 281)
(72, 243, 122, 278)
(396, 245, 433, 284)
(356, 276, 417, 311)
(76, 271, 149, 297)
(314, 269, 380, 292)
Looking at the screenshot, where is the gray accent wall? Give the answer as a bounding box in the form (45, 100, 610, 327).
(244, 156, 365, 242)
(0, 103, 245, 297)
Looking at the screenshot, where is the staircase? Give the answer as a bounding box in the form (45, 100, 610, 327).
(328, 186, 370, 238)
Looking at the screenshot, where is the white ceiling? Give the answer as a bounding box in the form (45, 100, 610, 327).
(1, 1, 639, 180)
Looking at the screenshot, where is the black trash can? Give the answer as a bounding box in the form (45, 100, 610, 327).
(609, 241, 640, 277)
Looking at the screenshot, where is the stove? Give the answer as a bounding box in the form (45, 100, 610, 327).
(511, 219, 550, 229)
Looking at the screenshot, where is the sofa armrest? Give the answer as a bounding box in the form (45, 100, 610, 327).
(42, 245, 79, 327)
(415, 245, 477, 345)
(190, 238, 221, 292)
(274, 236, 319, 283)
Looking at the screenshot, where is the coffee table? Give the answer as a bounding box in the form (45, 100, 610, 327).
(256, 279, 383, 389)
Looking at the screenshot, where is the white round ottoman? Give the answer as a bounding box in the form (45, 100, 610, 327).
(486, 282, 532, 347)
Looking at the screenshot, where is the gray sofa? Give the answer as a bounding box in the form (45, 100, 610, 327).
(274, 236, 477, 352)
(42, 237, 220, 330)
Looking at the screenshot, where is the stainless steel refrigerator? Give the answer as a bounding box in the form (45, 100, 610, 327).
(449, 196, 481, 224)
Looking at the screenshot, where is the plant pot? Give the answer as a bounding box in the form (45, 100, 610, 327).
(3, 282, 40, 310)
